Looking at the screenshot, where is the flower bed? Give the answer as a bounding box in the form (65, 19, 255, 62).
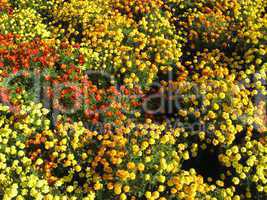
(0, 0, 266, 200)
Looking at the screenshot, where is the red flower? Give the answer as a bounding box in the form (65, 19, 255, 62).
(85, 98, 90, 104)
(95, 94, 101, 101)
(106, 111, 112, 117)
(84, 108, 93, 118)
(44, 75, 51, 81)
(0, 87, 10, 103)
(12, 68, 19, 75)
(32, 49, 39, 55)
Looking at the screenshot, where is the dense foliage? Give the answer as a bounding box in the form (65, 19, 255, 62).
(0, 0, 266, 200)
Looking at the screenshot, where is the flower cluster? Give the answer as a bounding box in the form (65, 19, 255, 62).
(0, 7, 50, 40)
(219, 139, 267, 198)
(0, 0, 266, 199)
(0, 103, 253, 200)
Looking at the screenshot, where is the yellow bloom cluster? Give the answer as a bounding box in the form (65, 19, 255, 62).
(0, 7, 50, 40)
(0, 0, 266, 199)
(1, 102, 257, 199)
(80, 12, 182, 88)
(219, 139, 267, 197)
(161, 51, 265, 146)
(48, 0, 111, 40)
(16, 0, 184, 88)
(0, 103, 51, 200)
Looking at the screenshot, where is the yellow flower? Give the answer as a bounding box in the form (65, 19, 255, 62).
(198, 131, 205, 140)
(182, 151, 190, 160)
(232, 177, 240, 185)
(213, 103, 219, 110)
(232, 146, 239, 154)
(219, 92, 226, 99)
(152, 191, 160, 199)
(145, 191, 152, 199)
(129, 172, 136, 180)
(134, 112, 141, 118)
(256, 185, 263, 192)
(123, 185, 130, 193)
(120, 193, 127, 200)
(127, 162, 136, 170)
(116, 170, 129, 181)
(158, 185, 165, 192)
(94, 182, 102, 190)
(114, 183, 122, 195)
(66, 185, 74, 193)
(137, 163, 145, 171)
(141, 141, 149, 150)
(35, 158, 43, 165)
(157, 175, 166, 183)
(120, 68, 126, 73)
(75, 165, 82, 172)
(145, 174, 151, 181)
